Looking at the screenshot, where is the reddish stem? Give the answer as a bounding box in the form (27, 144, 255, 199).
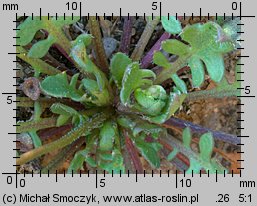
(119, 17, 133, 54)
(124, 131, 144, 173)
(88, 17, 109, 74)
(141, 32, 171, 69)
(42, 30, 75, 65)
(38, 124, 73, 142)
(162, 117, 240, 145)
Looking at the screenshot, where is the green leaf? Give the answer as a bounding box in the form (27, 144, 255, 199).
(29, 131, 42, 148)
(40, 72, 83, 101)
(160, 22, 234, 85)
(153, 51, 171, 69)
(51, 103, 79, 117)
(67, 151, 85, 173)
(99, 149, 125, 174)
(132, 122, 164, 139)
(68, 148, 97, 173)
(110, 52, 132, 88)
(167, 148, 178, 161)
(134, 138, 161, 168)
(186, 158, 202, 174)
(56, 115, 70, 127)
(120, 62, 156, 106)
(146, 92, 186, 124)
(71, 41, 95, 74)
(181, 23, 202, 48)
(17, 16, 79, 58)
(117, 116, 164, 139)
(168, 132, 226, 174)
(99, 121, 116, 152)
(68, 134, 97, 174)
(70, 39, 112, 105)
(16, 17, 44, 46)
(82, 79, 99, 93)
(70, 73, 80, 90)
(17, 47, 60, 75)
(28, 35, 56, 58)
(81, 78, 111, 106)
(162, 39, 190, 56)
(72, 34, 93, 47)
(40, 72, 109, 106)
(183, 22, 233, 83)
(134, 85, 168, 116)
(99, 152, 113, 161)
(117, 116, 136, 130)
(40, 72, 71, 97)
(188, 56, 205, 87)
(182, 127, 191, 148)
(171, 74, 187, 93)
(161, 16, 182, 34)
(86, 156, 97, 167)
(51, 103, 81, 126)
(199, 132, 214, 162)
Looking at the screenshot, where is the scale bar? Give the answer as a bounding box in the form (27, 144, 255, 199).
(237, 95, 256, 98)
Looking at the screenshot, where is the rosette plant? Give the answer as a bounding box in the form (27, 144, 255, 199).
(15, 15, 240, 174)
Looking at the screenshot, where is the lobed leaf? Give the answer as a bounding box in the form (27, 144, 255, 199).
(157, 22, 235, 87)
(70, 37, 112, 106)
(17, 16, 80, 58)
(40, 72, 83, 101)
(40, 72, 72, 98)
